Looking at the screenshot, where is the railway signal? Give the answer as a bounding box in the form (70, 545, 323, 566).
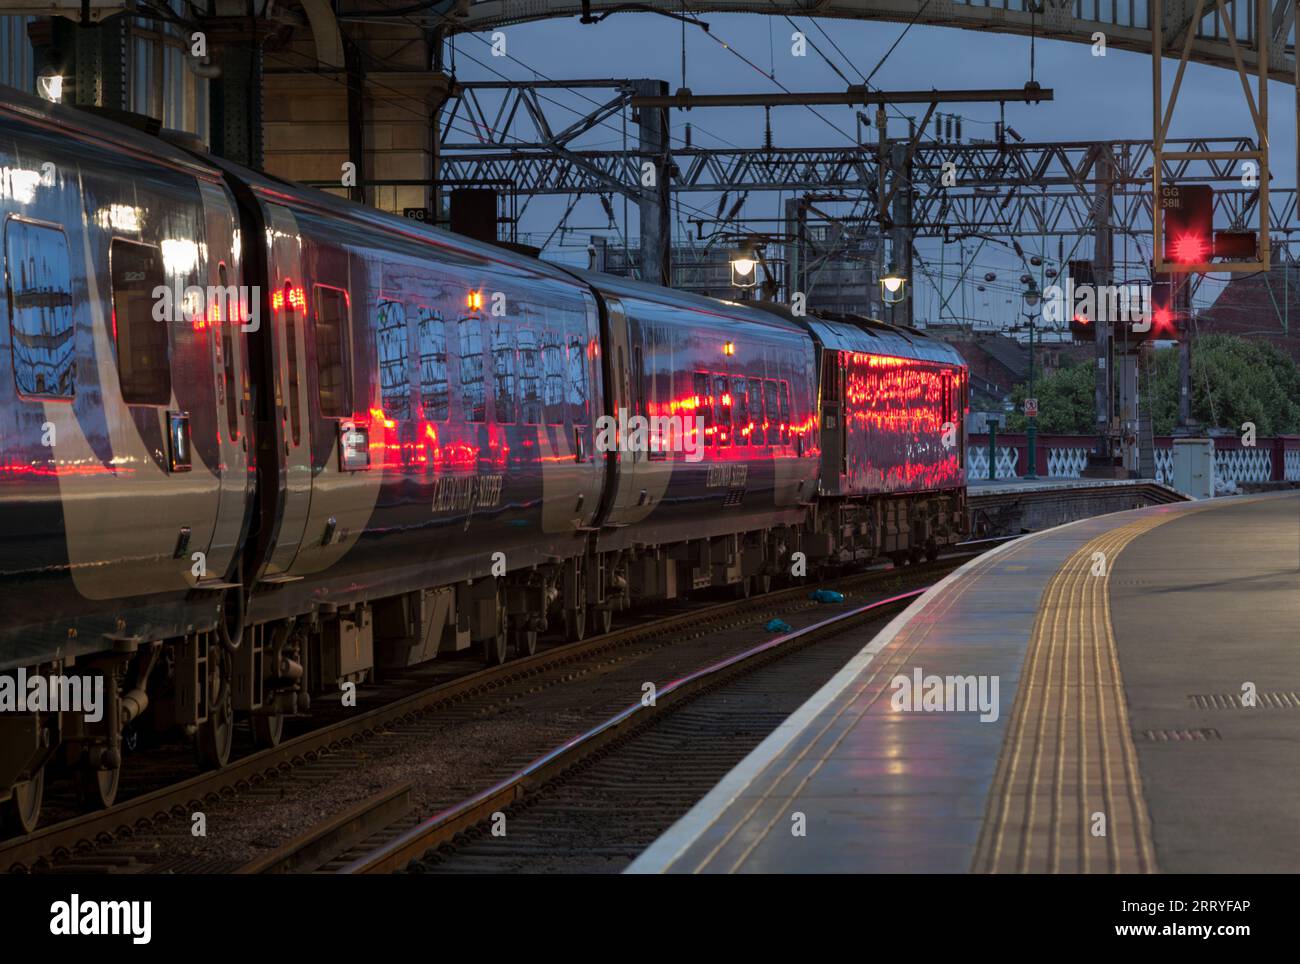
(1131, 274, 1182, 343)
(1160, 184, 1213, 266)
(1067, 259, 1096, 342)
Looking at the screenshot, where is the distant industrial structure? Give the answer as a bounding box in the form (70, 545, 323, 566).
(588, 224, 884, 317)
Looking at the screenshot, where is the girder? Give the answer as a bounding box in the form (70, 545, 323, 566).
(438, 126, 1300, 238)
(452, 0, 1297, 81)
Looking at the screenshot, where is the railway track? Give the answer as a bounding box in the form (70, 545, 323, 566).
(328, 589, 926, 875)
(2, 551, 985, 873)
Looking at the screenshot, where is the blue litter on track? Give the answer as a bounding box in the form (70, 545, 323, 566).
(765, 618, 793, 633)
(809, 589, 845, 604)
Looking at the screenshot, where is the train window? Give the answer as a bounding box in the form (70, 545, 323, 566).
(732, 377, 750, 446)
(109, 238, 169, 405)
(764, 380, 780, 445)
(6, 219, 75, 398)
(541, 327, 565, 425)
(458, 317, 485, 422)
(417, 307, 448, 421)
(217, 264, 239, 441)
(746, 379, 763, 446)
(491, 321, 516, 424)
(821, 352, 840, 402)
(376, 300, 410, 422)
(283, 282, 302, 445)
(711, 375, 731, 446)
(779, 381, 792, 445)
(692, 372, 712, 444)
(517, 327, 541, 425)
(314, 285, 351, 418)
(565, 328, 588, 426)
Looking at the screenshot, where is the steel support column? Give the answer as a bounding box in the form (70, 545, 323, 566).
(72, 13, 127, 109)
(890, 141, 914, 328)
(1120, 353, 1140, 475)
(1093, 144, 1114, 459)
(212, 31, 264, 169)
(635, 79, 671, 286)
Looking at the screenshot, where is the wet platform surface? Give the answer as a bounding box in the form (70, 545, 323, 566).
(628, 492, 1300, 873)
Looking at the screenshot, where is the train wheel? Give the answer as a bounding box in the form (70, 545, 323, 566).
(588, 607, 613, 637)
(74, 763, 120, 812)
(512, 628, 538, 659)
(482, 600, 508, 666)
(0, 769, 44, 837)
(196, 649, 233, 768)
(482, 631, 508, 666)
(563, 607, 587, 642)
(253, 712, 284, 748)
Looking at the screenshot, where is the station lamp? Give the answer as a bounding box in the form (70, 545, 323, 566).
(37, 65, 64, 104)
(880, 265, 907, 305)
(730, 241, 758, 289)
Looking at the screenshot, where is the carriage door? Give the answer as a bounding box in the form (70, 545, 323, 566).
(197, 180, 252, 586)
(941, 371, 955, 466)
(259, 203, 314, 580)
(819, 350, 845, 494)
(603, 296, 650, 524)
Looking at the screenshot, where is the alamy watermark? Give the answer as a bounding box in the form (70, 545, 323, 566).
(890, 667, 1000, 723)
(1041, 279, 1153, 333)
(594, 407, 706, 463)
(151, 281, 261, 332)
(0, 669, 104, 722)
(50, 894, 151, 944)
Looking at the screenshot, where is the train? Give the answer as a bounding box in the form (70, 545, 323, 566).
(0, 83, 967, 836)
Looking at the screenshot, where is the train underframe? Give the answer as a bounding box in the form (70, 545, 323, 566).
(0, 486, 967, 838)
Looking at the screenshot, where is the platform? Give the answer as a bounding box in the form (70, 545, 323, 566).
(628, 492, 1300, 873)
(966, 476, 1177, 497)
(966, 476, 1186, 538)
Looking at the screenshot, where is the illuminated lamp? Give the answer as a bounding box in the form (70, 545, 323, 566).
(880, 265, 907, 305)
(37, 66, 63, 104)
(730, 239, 759, 289)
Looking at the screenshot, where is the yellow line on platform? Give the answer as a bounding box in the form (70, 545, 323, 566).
(973, 513, 1178, 874)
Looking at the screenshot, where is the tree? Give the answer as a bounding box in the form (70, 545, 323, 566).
(1182, 335, 1300, 436)
(1002, 335, 1300, 436)
(1005, 360, 1096, 434)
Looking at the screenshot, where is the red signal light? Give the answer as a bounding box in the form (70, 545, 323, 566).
(1170, 232, 1208, 263)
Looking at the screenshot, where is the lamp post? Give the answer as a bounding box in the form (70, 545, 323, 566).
(1023, 281, 1041, 480)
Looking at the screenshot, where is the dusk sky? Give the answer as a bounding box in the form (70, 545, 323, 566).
(443, 15, 1288, 326)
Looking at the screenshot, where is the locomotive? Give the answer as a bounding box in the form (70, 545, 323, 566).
(0, 84, 967, 836)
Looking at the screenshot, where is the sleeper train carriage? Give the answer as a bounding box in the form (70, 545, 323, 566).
(0, 84, 965, 835)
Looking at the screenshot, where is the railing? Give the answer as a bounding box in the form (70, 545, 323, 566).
(967, 434, 1300, 484)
